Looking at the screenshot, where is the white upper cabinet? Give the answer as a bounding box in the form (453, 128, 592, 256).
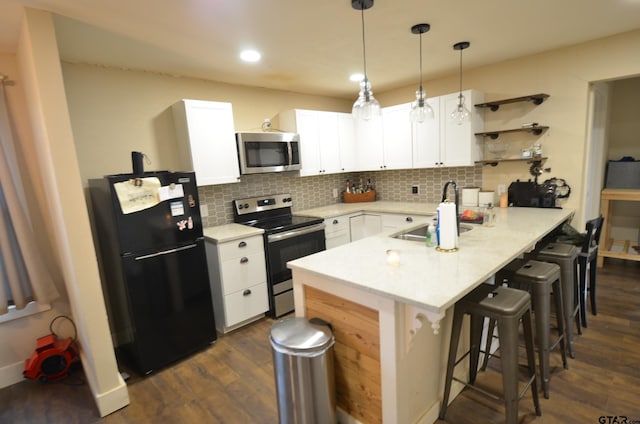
(439, 89, 484, 167)
(279, 109, 351, 176)
(337, 113, 357, 173)
(172, 99, 240, 186)
(413, 90, 484, 168)
(381, 103, 413, 170)
(412, 96, 442, 168)
(353, 115, 384, 171)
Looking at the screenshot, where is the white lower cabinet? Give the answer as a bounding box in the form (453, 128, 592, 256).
(324, 214, 352, 249)
(205, 235, 268, 333)
(381, 213, 430, 232)
(349, 213, 383, 242)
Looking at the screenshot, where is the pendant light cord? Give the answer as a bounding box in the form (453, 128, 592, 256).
(458, 47, 463, 101)
(360, 7, 367, 79)
(418, 32, 423, 91)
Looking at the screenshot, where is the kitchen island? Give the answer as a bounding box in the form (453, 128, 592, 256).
(287, 206, 574, 424)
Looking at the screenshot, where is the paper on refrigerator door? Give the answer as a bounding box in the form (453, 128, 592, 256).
(113, 177, 161, 214)
(437, 202, 458, 250)
(158, 183, 184, 201)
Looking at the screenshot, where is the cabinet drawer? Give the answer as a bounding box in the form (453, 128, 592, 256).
(326, 230, 350, 249)
(217, 235, 264, 260)
(224, 283, 269, 327)
(324, 216, 350, 235)
(220, 252, 266, 295)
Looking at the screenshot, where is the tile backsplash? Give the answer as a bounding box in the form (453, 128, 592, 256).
(198, 166, 482, 227)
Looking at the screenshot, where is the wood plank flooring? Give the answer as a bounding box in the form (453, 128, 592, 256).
(1, 258, 639, 423)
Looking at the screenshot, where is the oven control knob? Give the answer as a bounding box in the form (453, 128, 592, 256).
(238, 204, 244, 209)
(244, 203, 249, 209)
(283, 197, 291, 203)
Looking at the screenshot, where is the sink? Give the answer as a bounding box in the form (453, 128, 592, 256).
(391, 223, 472, 242)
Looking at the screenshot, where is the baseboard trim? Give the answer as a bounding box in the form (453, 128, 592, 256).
(79, 350, 130, 417)
(0, 361, 26, 389)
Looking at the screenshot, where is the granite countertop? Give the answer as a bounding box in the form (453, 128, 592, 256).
(203, 223, 264, 244)
(288, 206, 575, 317)
(294, 201, 440, 219)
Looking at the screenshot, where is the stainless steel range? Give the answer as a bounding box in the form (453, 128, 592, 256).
(233, 194, 326, 317)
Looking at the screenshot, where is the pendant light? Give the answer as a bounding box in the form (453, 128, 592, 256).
(409, 23, 434, 123)
(351, 0, 380, 121)
(450, 41, 471, 125)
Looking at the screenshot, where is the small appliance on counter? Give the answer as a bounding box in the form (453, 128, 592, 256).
(508, 179, 558, 208)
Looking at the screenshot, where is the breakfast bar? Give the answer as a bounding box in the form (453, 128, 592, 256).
(288, 206, 574, 424)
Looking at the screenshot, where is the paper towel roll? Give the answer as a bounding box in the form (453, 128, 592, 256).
(478, 191, 495, 207)
(462, 187, 480, 207)
(437, 202, 458, 250)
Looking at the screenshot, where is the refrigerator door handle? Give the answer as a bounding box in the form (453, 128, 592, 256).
(135, 243, 198, 261)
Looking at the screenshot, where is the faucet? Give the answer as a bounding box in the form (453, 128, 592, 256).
(441, 179, 460, 235)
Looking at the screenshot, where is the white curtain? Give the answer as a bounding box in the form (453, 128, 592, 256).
(0, 77, 59, 314)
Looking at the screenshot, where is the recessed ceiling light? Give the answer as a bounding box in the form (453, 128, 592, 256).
(240, 50, 261, 63)
(349, 73, 364, 82)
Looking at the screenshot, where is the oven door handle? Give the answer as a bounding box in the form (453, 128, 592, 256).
(267, 223, 326, 243)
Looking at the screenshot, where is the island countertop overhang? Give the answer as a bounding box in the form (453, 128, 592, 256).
(288, 207, 575, 319)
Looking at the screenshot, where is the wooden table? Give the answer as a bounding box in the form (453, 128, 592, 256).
(598, 188, 640, 267)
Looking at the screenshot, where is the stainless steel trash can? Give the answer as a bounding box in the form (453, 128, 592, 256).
(270, 317, 336, 424)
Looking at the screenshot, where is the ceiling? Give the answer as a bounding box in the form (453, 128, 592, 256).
(1, 0, 640, 99)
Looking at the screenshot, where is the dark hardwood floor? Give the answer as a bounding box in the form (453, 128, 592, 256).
(1, 258, 639, 423)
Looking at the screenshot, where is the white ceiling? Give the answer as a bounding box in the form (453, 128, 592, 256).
(1, 0, 640, 98)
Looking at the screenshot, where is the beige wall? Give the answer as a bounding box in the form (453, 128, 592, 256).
(609, 77, 640, 161)
(0, 53, 70, 385)
(379, 29, 640, 228)
(12, 9, 128, 415)
(60, 62, 352, 183)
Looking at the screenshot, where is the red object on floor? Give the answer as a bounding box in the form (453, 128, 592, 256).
(23, 334, 77, 382)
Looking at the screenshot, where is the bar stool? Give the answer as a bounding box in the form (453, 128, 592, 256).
(535, 242, 581, 358)
(511, 260, 568, 398)
(574, 216, 604, 327)
(440, 284, 541, 424)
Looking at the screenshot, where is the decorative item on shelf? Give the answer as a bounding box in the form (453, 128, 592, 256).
(351, 0, 380, 121)
(487, 140, 509, 159)
(450, 41, 471, 125)
(409, 23, 434, 123)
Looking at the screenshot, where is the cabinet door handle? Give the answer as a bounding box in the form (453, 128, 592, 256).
(333, 219, 339, 224)
(238, 241, 247, 248)
(240, 257, 249, 264)
(243, 289, 252, 296)
(406, 217, 413, 222)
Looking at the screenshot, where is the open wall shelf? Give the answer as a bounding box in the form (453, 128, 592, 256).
(475, 126, 549, 139)
(475, 93, 550, 111)
(476, 156, 548, 167)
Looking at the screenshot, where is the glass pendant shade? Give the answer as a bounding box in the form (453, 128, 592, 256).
(352, 0, 380, 121)
(409, 23, 433, 124)
(450, 41, 471, 125)
(450, 93, 470, 125)
(410, 88, 434, 123)
(353, 77, 381, 121)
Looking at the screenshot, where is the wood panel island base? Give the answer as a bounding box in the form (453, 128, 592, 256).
(288, 207, 574, 424)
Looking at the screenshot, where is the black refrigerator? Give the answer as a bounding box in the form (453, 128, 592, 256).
(89, 171, 216, 375)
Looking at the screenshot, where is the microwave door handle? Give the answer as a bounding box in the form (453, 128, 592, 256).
(286, 142, 293, 166)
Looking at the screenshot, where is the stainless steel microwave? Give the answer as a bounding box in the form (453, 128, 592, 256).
(236, 132, 301, 174)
